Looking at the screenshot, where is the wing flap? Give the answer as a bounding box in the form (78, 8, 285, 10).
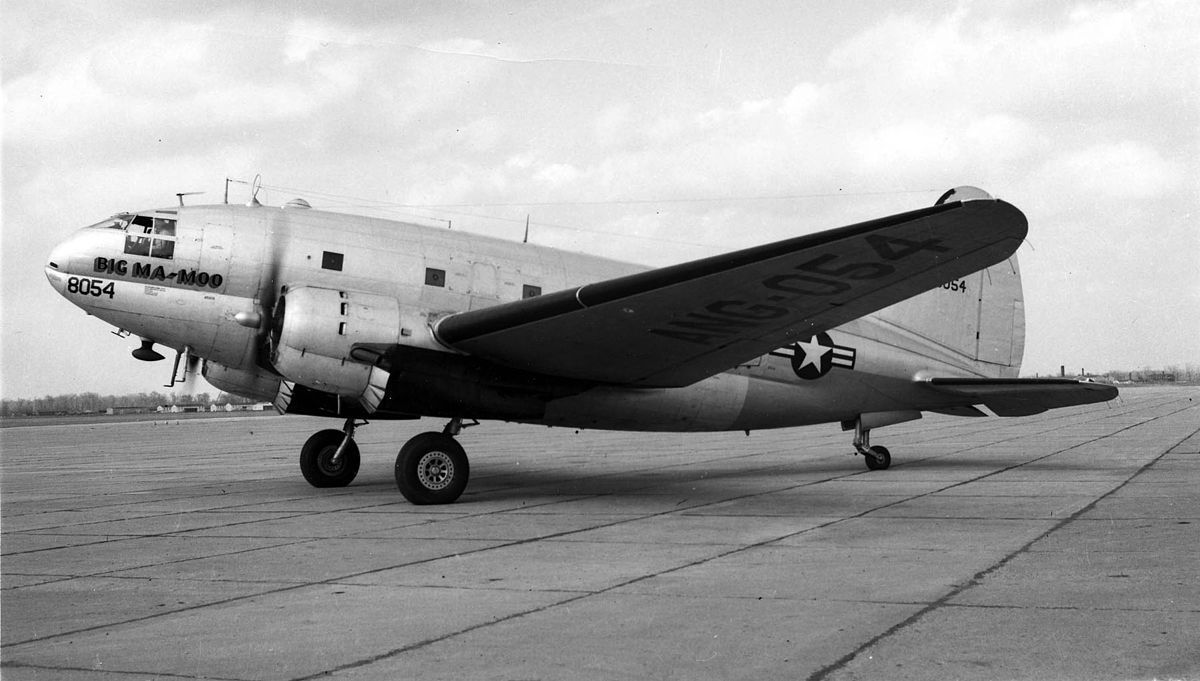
(436, 198, 1028, 387)
(924, 378, 1119, 416)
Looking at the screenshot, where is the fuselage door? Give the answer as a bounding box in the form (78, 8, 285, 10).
(469, 261, 500, 310)
(201, 221, 234, 271)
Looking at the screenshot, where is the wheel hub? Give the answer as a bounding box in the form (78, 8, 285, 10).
(319, 447, 346, 475)
(416, 451, 454, 490)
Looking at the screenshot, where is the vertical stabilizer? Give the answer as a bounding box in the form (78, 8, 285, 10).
(874, 256, 1025, 377)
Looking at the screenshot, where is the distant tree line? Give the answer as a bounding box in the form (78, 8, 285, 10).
(2, 391, 260, 417)
(1028, 364, 1199, 383)
(1098, 364, 1200, 383)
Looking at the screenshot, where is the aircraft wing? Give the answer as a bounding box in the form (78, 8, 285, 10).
(923, 378, 1119, 416)
(434, 197, 1028, 387)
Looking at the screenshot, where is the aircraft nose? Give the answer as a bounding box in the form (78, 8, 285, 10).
(45, 236, 76, 294)
(46, 226, 109, 274)
(45, 228, 102, 292)
(47, 237, 72, 273)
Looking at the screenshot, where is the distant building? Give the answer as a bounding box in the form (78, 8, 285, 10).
(157, 403, 206, 413)
(1138, 372, 1176, 383)
(106, 406, 152, 415)
(209, 402, 275, 412)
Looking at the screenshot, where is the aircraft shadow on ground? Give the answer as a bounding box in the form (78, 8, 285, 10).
(329, 452, 1101, 505)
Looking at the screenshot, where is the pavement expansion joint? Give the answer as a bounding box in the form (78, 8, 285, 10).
(3, 387, 1197, 680)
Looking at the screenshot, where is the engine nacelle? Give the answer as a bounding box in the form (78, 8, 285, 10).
(202, 361, 282, 402)
(270, 286, 398, 411)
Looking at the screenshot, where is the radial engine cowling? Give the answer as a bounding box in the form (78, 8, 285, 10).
(270, 286, 398, 412)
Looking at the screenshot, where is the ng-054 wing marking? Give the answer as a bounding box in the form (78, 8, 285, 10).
(434, 197, 1028, 387)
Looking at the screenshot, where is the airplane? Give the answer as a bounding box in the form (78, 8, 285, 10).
(44, 185, 1118, 504)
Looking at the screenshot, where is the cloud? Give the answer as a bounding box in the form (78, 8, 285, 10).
(1036, 141, 1185, 201)
(3, 1, 1197, 398)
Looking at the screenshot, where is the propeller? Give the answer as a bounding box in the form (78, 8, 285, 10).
(257, 203, 288, 374)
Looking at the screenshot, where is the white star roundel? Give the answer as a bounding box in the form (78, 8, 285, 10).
(769, 333, 857, 380)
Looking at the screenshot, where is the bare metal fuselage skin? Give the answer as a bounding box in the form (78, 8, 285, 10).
(46, 203, 1023, 432)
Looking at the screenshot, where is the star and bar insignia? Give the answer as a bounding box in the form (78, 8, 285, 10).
(769, 332, 857, 380)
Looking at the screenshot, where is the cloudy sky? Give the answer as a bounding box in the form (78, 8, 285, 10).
(2, 0, 1197, 400)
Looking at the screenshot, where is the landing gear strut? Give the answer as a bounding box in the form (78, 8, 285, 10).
(297, 416, 476, 503)
(852, 418, 891, 471)
(299, 418, 363, 487)
(394, 417, 475, 505)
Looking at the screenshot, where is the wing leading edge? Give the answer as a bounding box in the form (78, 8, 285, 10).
(923, 378, 1119, 416)
(434, 197, 1028, 387)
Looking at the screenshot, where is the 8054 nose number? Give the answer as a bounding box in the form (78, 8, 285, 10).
(67, 277, 115, 299)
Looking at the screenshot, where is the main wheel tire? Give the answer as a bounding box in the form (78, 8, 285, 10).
(300, 429, 361, 488)
(864, 445, 891, 471)
(395, 432, 469, 505)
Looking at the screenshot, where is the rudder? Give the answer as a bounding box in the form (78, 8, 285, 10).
(873, 256, 1025, 378)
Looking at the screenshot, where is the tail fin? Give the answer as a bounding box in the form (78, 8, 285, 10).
(874, 256, 1026, 377)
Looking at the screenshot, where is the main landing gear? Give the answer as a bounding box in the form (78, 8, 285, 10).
(394, 418, 472, 505)
(298, 417, 474, 505)
(852, 418, 891, 471)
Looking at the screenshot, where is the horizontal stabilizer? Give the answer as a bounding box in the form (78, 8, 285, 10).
(923, 378, 1118, 416)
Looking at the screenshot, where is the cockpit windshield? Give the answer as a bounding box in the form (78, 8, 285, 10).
(81, 211, 178, 259)
(86, 212, 178, 259)
(86, 213, 134, 230)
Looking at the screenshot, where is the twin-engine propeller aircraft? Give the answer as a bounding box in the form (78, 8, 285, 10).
(46, 185, 1117, 504)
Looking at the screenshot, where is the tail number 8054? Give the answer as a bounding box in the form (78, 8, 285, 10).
(67, 277, 115, 299)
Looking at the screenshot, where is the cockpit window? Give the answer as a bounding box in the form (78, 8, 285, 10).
(123, 214, 175, 260)
(153, 217, 176, 236)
